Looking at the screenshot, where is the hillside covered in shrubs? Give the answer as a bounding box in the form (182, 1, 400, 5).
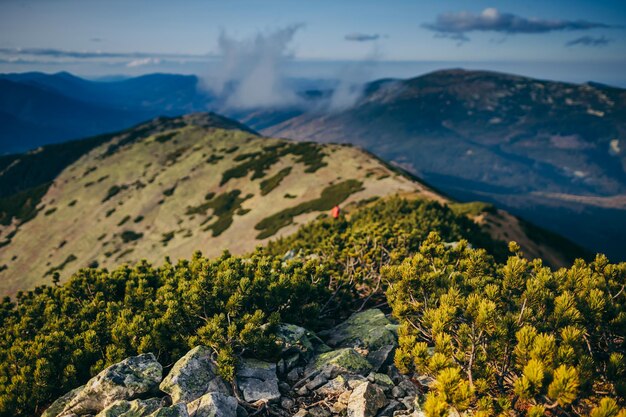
(0, 197, 624, 417)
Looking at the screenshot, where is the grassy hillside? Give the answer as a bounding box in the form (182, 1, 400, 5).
(0, 114, 436, 296)
(0, 113, 587, 297)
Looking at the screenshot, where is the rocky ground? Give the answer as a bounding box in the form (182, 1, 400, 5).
(43, 309, 430, 417)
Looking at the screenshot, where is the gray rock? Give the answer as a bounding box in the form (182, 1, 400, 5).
(236, 359, 280, 403)
(293, 409, 309, 417)
(149, 404, 189, 417)
(320, 310, 397, 351)
(308, 406, 331, 417)
(95, 398, 163, 417)
(305, 374, 328, 391)
(377, 400, 403, 417)
(306, 348, 372, 378)
(186, 392, 237, 417)
(400, 397, 415, 412)
(42, 386, 84, 417)
(61, 354, 163, 416)
(414, 375, 435, 390)
(280, 397, 295, 410)
(315, 375, 348, 396)
(396, 381, 417, 398)
(390, 386, 405, 399)
(286, 367, 302, 384)
(367, 373, 394, 391)
(347, 382, 387, 417)
(296, 386, 309, 396)
(367, 345, 395, 373)
(275, 324, 330, 360)
(278, 381, 291, 394)
(160, 346, 230, 404)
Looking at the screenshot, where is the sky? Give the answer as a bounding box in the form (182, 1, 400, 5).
(1, 0, 625, 86)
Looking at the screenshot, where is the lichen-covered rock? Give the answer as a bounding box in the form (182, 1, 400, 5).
(347, 382, 387, 417)
(186, 392, 237, 417)
(320, 309, 397, 351)
(236, 359, 280, 402)
(42, 386, 84, 417)
(306, 348, 372, 377)
(95, 398, 163, 417)
(160, 346, 230, 404)
(367, 373, 394, 390)
(61, 353, 163, 415)
(149, 404, 189, 417)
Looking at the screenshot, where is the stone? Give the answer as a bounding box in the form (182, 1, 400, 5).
(320, 309, 397, 351)
(347, 382, 387, 417)
(160, 346, 230, 404)
(186, 392, 237, 417)
(415, 375, 436, 390)
(367, 345, 395, 373)
(286, 368, 302, 384)
(315, 375, 348, 396)
(400, 397, 415, 412)
(278, 381, 291, 394)
(42, 386, 84, 417)
(61, 353, 163, 416)
(149, 404, 189, 417)
(95, 398, 163, 417)
(391, 386, 405, 399)
(275, 324, 331, 360)
(281, 397, 295, 410)
(309, 406, 331, 417)
(377, 400, 403, 417)
(296, 386, 309, 396)
(293, 409, 309, 417)
(396, 381, 417, 398)
(306, 348, 372, 378)
(367, 373, 394, 391)
(305, 374, 328, 391)
(236, 359, 280, 403)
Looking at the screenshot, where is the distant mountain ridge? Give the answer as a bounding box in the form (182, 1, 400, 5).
(261, 69, 626, 259)
(0, 72, 212, 153)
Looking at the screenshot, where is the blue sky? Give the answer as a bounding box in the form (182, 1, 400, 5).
(1, 0, 625, 85)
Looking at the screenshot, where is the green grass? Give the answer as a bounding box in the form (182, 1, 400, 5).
(255, 179, 364, 239)
(120, 230, 143, 243)
(43, 254, 77, 277)
(186, 190, 251, 237)
(102, 185, 123, 203)
(220, 142, 326, 186)
(0, 182, 51, 226)
(449, 201, 497, 217)
(260, 167, 292, 196)
(154, 132, 177, 143)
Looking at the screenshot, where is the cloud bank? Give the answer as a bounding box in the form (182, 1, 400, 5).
(566, 36, 612, 47)
(345, 33, 381, 42)
(424, 8, 614, 42)
(205, 25, 304, 109)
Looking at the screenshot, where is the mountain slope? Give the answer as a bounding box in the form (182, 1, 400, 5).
(0, 72, 214, 153)
(0, 113, 585, 296)
(262, 69, 626, 259)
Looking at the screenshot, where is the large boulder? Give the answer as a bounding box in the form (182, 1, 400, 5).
(42, 386, 84, 417)
(95, 398, 163, 417)
(160, 346, 230, 404)
(60, 353, 163, 416)
(346, 382, 387, 417)
(320, 309, 397, 351)
(186, 392, 237, 417)
(306, 348, 372, 378)
(236, 359, 280, 403)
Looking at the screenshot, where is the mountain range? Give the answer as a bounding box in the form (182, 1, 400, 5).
(1, 69, 624, 259)
(0, 113, 586, 296)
